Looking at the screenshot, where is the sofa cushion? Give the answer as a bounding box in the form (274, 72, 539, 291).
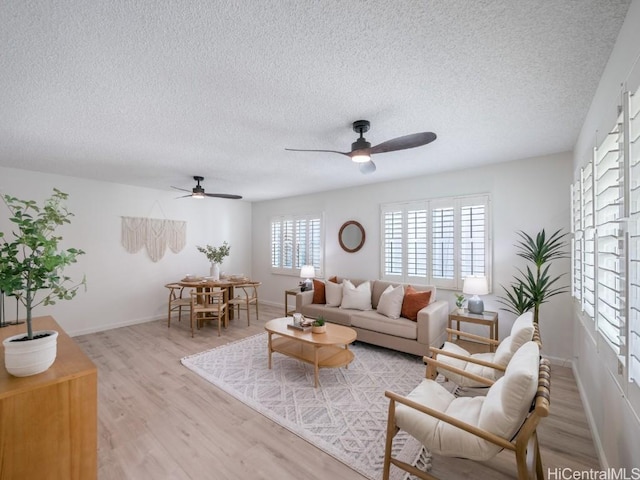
(401, 286, 432, 321)
(377, 284, 404, 319)
(325, 280, 343, 307)
(340, 279, 372, 310)
(312, 279, 326, 304)
(351, 311, 418, 339)
(299, 304, 352, 326)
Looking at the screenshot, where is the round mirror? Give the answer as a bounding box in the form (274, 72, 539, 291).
(339, 220, 365, 253)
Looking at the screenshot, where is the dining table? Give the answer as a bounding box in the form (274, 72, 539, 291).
(177, 276, 253, 321)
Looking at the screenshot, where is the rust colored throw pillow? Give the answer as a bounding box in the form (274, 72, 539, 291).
(312, 280, 326, 304)
(312, 276, 338, 304)
(401, 286, 432, 321)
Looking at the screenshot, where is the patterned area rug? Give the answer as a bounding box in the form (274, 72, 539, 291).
(181, 333, 431, 480)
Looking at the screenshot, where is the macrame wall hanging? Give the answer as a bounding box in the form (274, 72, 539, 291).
(121, 216, 186, 262)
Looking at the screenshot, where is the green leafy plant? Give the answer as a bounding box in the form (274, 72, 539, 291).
(197, 241, 230, 264)
(0, 189, 86, 340)
(454, 293, 465, 309)
(497, 229, 569, 323)
(313, 316, 325, 327)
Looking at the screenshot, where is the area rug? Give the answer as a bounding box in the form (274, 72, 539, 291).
(181, 333, 431, 480)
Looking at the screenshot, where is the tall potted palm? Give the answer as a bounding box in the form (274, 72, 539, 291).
(497, 229, 569, 324)
(0, 189, 86, 376)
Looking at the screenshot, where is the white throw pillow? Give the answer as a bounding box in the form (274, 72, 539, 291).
(340, 279, 372, 310)
(377, 284, 404, 319)
(325, 280, 343, 307)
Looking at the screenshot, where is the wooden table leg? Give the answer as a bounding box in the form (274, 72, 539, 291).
(268, 332, 273, 369)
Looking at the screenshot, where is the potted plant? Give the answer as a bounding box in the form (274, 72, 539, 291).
(497, 229, 568, 324)
(454, 293, 465, 313)
(312, 316, 326, 334)
(0, 189, 86, 376)
(197, 241, 230, 280)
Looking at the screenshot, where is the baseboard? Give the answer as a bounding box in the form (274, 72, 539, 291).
(68, 314, 166, 337)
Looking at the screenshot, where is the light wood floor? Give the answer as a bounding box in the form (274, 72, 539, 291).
(74, 303, 601, 479)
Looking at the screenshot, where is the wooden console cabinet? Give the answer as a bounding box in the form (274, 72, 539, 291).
(0, 316, 97, 479)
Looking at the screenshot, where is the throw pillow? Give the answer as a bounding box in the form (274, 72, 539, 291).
(325, 280, 343, 307)
(312, 279, 326, 304)
(401, 286, 432, 321)
(340, 279, 372, 310)
(377, 284, 404, 319)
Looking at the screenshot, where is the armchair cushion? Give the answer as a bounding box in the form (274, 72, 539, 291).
(493, 312, 534, 365)
(436, 341, 499, 385)
(395, 341, 540, 461)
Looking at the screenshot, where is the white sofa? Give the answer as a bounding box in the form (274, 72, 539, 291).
(295, 277, 449, 356)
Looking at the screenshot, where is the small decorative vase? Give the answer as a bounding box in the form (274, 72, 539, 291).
(3, 330, 59, 377)
(210, 263, 220, 280)
(312, 325, 326, 334)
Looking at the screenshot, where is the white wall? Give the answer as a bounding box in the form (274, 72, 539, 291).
(252, 152, 573, 360)
(571, 0, 640, 470)
(0, 166, 253, 335)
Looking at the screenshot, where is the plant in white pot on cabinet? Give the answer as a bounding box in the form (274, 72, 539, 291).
(0, 189, 86, 377)
(197, 241, 230, 281)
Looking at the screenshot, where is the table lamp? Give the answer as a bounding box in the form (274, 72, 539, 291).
(463, 276, 489, 314)
(299, 265, 315, 292)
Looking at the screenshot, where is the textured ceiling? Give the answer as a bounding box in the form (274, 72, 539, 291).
(0, 1, 631, 201)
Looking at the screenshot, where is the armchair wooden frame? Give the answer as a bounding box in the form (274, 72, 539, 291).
(383, 356, 551, 480)
(426, 322, 542, 386)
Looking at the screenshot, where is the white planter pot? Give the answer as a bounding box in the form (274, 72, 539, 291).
(3, 330, 59, 377)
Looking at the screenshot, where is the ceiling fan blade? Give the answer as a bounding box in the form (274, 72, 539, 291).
(285, 148, 351, 157)
(175, 194, 192, 199)
(370, 132, 437, 155)
(359, 160, 376, 174)
(171, 186, 191, 192)
(204, 193, 243, 200)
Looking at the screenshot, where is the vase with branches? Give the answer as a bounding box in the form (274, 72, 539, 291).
(197, 242, 230, 279)
(497, 229, 569, 324)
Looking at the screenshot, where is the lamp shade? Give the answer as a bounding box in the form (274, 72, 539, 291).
(463, 276, 489, 295)
(300, 265, 315, 279)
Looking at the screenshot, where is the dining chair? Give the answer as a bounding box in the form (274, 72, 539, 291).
(383, 341, 549, 480)
(190, 288, 228, 337)
(228, 282, 261, 326)
(426, 311, 536, 388)
(165, 283, 192, 328)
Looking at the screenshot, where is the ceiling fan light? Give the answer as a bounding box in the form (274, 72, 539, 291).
(192, 191, 205, 199)
(351, 153, 371, 163)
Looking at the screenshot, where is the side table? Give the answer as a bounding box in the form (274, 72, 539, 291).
(448, 309, 499, 352)
(284, 288, 300, 317)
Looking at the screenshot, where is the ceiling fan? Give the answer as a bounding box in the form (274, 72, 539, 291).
(171, 176, 242, 200)
(285, 120, 437, 174)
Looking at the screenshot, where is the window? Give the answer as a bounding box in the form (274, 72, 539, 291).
(271, 214, 323, 276)
(381, 195, 491, 289)
(572, 84, 640, 411)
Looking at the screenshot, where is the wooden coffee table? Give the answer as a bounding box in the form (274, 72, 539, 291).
(265, 317, 357, 387)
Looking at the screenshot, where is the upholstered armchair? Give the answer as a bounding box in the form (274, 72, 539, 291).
(427, 311, 536, 388)
(384, 341, 549, 480)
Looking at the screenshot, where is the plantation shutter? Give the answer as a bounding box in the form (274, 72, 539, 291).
(295, 219, 307, 269)
(582, 160, 596, 320)
(283, 219, 294, 269)
(571, 179, 583, 302)
(431, 207, 454, 281)
(595, 111, 625, 354)
(627, 86, 640, 387)
(271, 214, 323, 275)
(309, 218, 322, 271)
(407, 209, 428, 278)
(271, 221, 281, 268)
(383, 209, 403, 277)
(460, 203, 486, 278)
